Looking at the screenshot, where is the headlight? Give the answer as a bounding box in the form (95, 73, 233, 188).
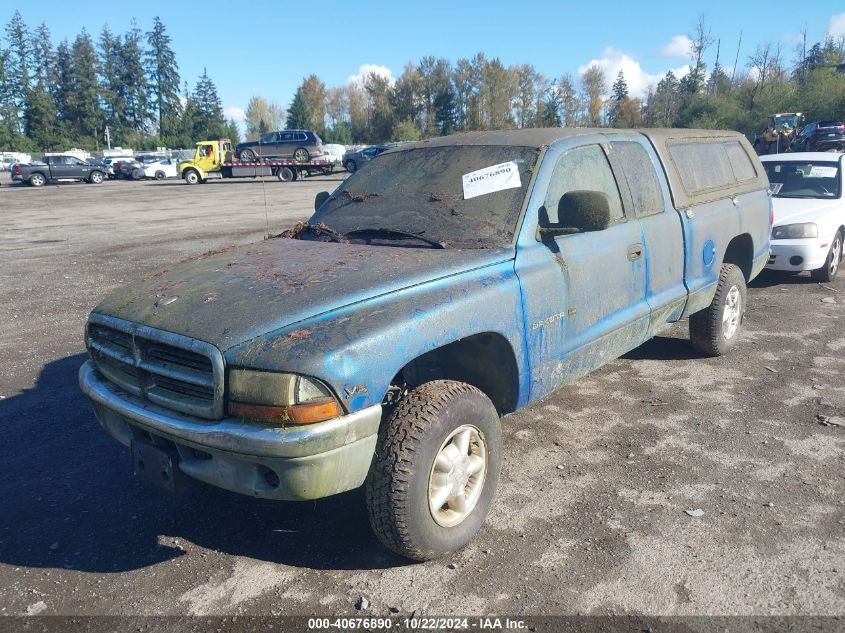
(227, 369, 341, 425)
(771, 223, 818, 239)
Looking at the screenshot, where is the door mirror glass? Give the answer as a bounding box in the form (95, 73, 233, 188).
(315, 191, 330, 211)
(539, 190, 612, 237)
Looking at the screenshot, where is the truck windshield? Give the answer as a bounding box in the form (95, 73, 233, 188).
(764, 160, 841, 199)
(310, 145, 539, 249)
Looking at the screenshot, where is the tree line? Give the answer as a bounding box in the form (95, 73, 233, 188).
(253, 19, 845, 146)
(0, 10, 238, 152)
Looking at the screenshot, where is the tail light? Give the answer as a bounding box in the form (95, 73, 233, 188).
(13, 165, 21, 175)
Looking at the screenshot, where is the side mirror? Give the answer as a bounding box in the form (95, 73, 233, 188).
(314, 191, 330, 211)
(539, 190, 613, 237)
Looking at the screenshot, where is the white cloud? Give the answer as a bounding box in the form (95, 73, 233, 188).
(830, 12, 845, 37)
(223, 106, 246, 123)
(578, 47, 689, 98)
(346, 64, 393, 86)
(661, 34, 693, 59)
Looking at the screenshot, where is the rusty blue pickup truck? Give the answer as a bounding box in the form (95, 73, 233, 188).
(80, 129, 771, 560)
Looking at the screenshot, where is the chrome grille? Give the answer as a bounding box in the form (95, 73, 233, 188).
(86, 314, 224, 419)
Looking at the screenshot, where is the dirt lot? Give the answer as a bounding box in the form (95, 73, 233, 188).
(0, 171, 843, 618)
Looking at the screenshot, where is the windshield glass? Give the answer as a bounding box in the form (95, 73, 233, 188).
(764, 160, 841, 199)
(310, 145, 539, 249)
(773, 114, 800, 131)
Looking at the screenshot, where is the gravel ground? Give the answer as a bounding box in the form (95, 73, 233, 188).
(0, 172, 843, 618)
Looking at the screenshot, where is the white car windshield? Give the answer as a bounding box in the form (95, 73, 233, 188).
(764, 161, 841, 199)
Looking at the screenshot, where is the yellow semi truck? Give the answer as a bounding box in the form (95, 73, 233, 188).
(178, 138, 334, 185)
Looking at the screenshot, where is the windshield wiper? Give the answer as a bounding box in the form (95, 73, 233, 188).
(345, 227, 447, 249)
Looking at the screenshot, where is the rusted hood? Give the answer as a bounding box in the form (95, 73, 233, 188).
(93, 239, 512, 350)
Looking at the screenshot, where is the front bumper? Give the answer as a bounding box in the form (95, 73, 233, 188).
(766, 238, 830, 272)
(79, 361, 381, 500)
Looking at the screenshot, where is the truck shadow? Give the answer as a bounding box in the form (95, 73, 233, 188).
(0, 354, 404, 575)
(749, 269, 825, 288)
(623, 335, 703, 361)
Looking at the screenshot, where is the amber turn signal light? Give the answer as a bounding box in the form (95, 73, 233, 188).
(228, 400, 341, 425)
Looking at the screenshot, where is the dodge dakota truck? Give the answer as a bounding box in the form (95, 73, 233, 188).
(80, 128, 771, 560)
(12, 155, 106, 186)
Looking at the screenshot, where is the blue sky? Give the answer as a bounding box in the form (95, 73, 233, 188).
(8, 0, 845, 125)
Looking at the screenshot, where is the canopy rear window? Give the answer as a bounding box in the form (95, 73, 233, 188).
(668, 140, 758, 195)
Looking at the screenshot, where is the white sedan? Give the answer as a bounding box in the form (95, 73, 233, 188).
(136, 158, 178, 180)
(761, 152, 844, 282)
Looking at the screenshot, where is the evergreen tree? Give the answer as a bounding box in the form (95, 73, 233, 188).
(70, 30, 102, 144)
(608, 70, 629, 127)
(0, 47, 27, 149)
(222, 118, 241, 144)
(146, 16, 181, 140)
(431, 59, 456, 135)
(286, 88, 310, 129)
(98, 26, 125, 138)
(5, 11, 31, 102)
(192, 68, 225, 138)
(4, 10, 32, 137)
(120, 21, 151, 133)
(53, 39, 75, 144)
(25, 22, 57, 149)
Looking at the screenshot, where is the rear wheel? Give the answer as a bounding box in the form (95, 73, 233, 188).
(29, 173, 46, 187)
(293, 148, 310, 162)
(689, 263, 746, 356)
(238, 148, 256, 161)
(154, 170, 166, 180)
(184, 169, 200, 185)
(276, 166, 294, 182)
(811, 231, 843, 283)
(365, 380, 502, 561)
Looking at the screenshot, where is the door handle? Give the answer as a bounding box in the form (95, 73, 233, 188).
(627, 243, 644, 261)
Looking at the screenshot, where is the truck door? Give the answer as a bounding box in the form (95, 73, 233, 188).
(514, 140, 650, 400)
(48, 156, 72, 179)
(195, 143, 219, 173)
(606, 137, 688, 333)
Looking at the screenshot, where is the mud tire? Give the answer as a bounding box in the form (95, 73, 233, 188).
(365, 380, 501, 561)
(689, 263, 747, 357)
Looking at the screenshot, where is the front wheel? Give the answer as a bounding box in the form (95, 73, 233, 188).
(88, 171, 104, 184)
(365, 380, 502, 561)
(689, 263, 747, 356)
(183, 170, 200, 185)
(154, 170, 166, 180)
(346, 159, 357, 173)
(811, 231, 843, 282)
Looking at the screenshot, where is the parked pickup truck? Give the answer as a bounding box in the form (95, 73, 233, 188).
(12, 155, 106, 186)
(79, 128, 771, 560)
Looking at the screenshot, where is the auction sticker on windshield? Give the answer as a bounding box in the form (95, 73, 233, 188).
(462, 161, 522, 199)
(808, 166, 838, 178)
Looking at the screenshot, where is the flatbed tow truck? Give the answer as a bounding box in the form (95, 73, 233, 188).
(178, 138, 334, 185)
